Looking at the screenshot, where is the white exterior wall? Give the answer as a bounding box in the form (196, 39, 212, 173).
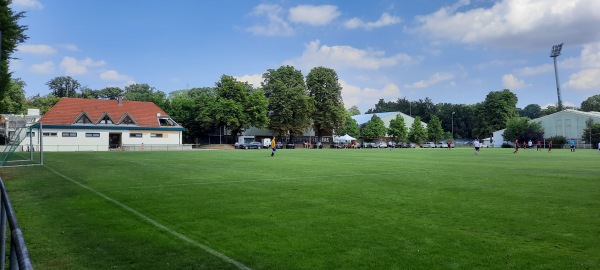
(534, 110, 600, 141)
(23, 128, 182, 152)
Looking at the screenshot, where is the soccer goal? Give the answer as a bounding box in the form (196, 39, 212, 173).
(0, 122, 43, 167)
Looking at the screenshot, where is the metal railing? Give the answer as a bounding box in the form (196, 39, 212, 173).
(0, 178, 33, 269)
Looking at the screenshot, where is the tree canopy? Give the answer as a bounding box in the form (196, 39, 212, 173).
(361, 114, 386, 140)
(263, 66, 311, 138)
(46, 76, 81, 98)
(408, 116, 426, 144)
(580, 94, 600, 112)
(502, 117, 544, 142)
(307, 66, 345, 139)
(475, 89, 518, 138)
(387, 114, 407, 143)
(426, 115, 444, 143)
(337, 114, 360, 138)
(0, 1, 28, 105)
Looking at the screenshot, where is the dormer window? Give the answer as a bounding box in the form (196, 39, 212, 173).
(74, 113, 93, 124)
(158, 117, 178, 127)
(97, 113, 115, 125)
(119, 114, 137, 125)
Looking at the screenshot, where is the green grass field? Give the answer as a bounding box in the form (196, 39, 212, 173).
(2, 147, 599, 269)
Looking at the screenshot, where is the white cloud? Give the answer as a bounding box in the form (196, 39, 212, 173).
(29, 61, 54, 74)
(404, 72, 454, 89)
(502, 74, 527, 89)
(288, 5, 340, 26)
(10, 0, 43, 9)
(247, 4, 294, 36)
(340, 80, 402, 112)
(100, 70, 134, 83)
(563, 42, 600, 91)
(234, 74, 263, 88)
(59, 44, 80, 51)
(287, 40, 414, 71)
(416, 0, 600, 48)
(344, 12, 401, 30)
(60, 56, 106, 75)
(564, 69, 600, 90)
(17, 44, 56, 55)
(518, 64, 553, 76)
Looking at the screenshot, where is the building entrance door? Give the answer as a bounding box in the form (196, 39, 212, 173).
(109, 133, 122, 149)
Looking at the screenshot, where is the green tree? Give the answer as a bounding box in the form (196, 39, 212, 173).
(0, 78, 26, 114)
(502, 117, 544, 142)
(540, 105, 558, 116)
(98, 87, 124, 100)
(79, 86, 98, 99)
(387, 114, 407, 143)
(25, 93, 60, 114)
(166, 87, 216, 144)
(336, 114, 360, 138)
(0, 1, 28, 101)
(347, 105, 360, 116)
(426, 115, 444, 142)
(46, 76, 81, 97)
(124, 83, 168, 110)
(582, 117, 600, 147)
(520, 104, 542, 119)
(580, 94, 600, 112)
(307, 67, 345, 140)
(262, 66, 311, 138)
(474, 89, 518, 138)
(361, 114, 386, 141)
(212, 75, 268, 140)
(408, 116, 426, 144)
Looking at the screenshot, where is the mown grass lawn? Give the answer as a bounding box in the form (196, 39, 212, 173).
(1, 147, 599, 269)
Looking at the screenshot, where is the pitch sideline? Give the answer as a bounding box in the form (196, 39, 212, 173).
(44, 165, 252, 270)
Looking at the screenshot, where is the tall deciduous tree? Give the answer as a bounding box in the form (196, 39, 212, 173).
(475, 89, 518, 138)
(387, 114, 407, 143)
(262, 66, 311, 138)
(124, 83, 168, 110)
(521, 104, 542, 119)
(582, 117, 600, 147)
(361, 114, 386, 141)
(0, 1, 28, 103)
(212, 75, 268, 140)
(502, 117, 544, 142)
(427, 115, 444, 142)
(98, 87, 124, 100)
(166, 87, 216, 143)
(0, 78, 26, 114)
(307, 67, 345, 140)
(408, 116, 426, 144)
(337, 114, 360, 138)
(347, 106, 361, 116)
(46, 76, 81, 97)
(25, 93, 60, 114)
(580, 94, 600, 112)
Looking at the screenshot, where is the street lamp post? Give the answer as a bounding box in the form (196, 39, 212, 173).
(451, 111, 455, 139)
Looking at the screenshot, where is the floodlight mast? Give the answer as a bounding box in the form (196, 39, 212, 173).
(550, 43, 564, 111)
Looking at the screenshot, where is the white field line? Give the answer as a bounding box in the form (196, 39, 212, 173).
(106, 171, 418, 191)
(44, 165, 252, 270)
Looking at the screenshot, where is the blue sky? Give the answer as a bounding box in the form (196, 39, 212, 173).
(9, 0, 600, 113)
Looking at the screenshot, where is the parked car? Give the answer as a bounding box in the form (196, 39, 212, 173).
(247, 142, 263, 149)
(237, 143, 249, 149)
(387, 141, 397, 148)
(363, 142, 376, 148)
(285, 142, 295, 149)
(421, 142, 435, 148)
(375, 141, 387, 148)
(400, 142, 416, 148)
(436, 142, 454, 148)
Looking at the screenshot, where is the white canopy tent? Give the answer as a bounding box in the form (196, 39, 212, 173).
(334, 134, 357, 142)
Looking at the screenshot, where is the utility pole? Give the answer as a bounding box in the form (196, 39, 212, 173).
(550, 43, 564, 111)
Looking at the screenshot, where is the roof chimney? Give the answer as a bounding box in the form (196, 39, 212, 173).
(117, 96, 123, 106)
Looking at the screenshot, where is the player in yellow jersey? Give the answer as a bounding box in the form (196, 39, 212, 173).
(271, 137, 276, 157)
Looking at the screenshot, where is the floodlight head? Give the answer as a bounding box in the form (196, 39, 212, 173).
(550, 43, 563, 57)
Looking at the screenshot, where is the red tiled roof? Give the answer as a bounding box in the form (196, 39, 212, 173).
(39, 98, 170, 128)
